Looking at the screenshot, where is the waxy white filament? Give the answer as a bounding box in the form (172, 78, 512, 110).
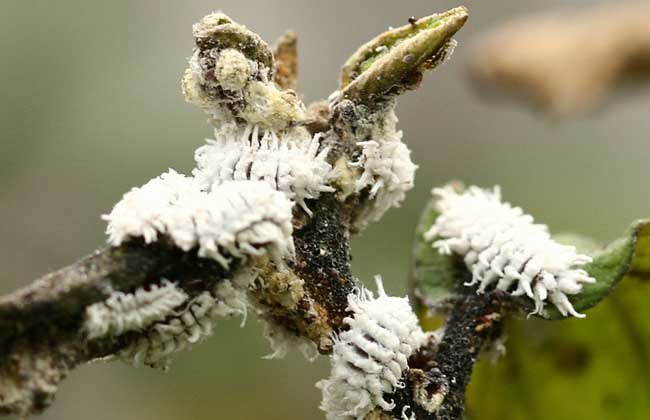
(317, 277, 426, 420)
(193, 122, 335, 215)
(120, 275, 252, 369)
(84, 280, 188, 340)
(350, 118, 417, 231)
(425, 185, 596, 318)
(104, 173, 294, 268)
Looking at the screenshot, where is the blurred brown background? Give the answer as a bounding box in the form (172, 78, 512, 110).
(0, 1, 648, 419)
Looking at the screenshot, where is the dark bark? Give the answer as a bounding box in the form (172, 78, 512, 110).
(0, 239, 231, 354)
(388, 293, 505, 419)
(0, 238, 234, 416)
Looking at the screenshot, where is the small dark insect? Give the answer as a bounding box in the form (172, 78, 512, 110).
(408, 16, 417, 25)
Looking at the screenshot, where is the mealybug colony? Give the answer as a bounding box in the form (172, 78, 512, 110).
(104, 175, 295, 268)
(192, 122, 335, 215)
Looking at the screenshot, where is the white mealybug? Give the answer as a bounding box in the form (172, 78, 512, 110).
(121, 291, 221, 368)
(317, 277, 426, 420)
(120, 272, 253, 369)
(193, 122, 335, 215)
(350, 133, 417, 230)
(190, 180, 295, 267)
(103, 173, 295, 268)
(104, 170, 195, 246)
(84, 280, 188, 340)
(424, 185, 596, 318)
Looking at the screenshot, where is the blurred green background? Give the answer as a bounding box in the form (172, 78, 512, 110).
(0, 1, 648, 419)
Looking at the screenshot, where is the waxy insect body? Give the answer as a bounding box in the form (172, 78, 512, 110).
(120, 276, 251, 369)
(84, 280, 188, 340)
(317, 277, 426, 420)
(104, 174, 294, 268)
(425, 185, 596, 317)
(193, 122, 335, 215)
(350, 134, 417, 230)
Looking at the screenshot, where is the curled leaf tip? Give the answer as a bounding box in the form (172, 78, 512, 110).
(192, 11, 274, 71)
(628, 220, 650, 281)
(339, 6, 468, 106)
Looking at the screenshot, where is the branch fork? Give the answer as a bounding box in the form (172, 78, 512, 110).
(0, 7, 473, 419)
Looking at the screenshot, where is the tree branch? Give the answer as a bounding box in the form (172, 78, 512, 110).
(0, 7, 475, 419)
(0, 239, 233, 416)
(383, 293, 504, 419)
(0, 199, 358, 416)
(248, 194, 356, 354)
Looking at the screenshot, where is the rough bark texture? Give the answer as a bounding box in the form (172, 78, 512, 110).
(0, 239, 230, 349)
(0, 239, 233, 416)
(0, 221, 357, 415)
(432, 294, 504, 419)
(384, 293, 504, 419)
(291, 194, 356, 350)
(248, 195, 356, 354)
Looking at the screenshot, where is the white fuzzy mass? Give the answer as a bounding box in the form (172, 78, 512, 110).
(103, 172, 294, 268)
(120, 270, 254, 369)
(351, 137, 417, 230)
(317, 277, 426, 420)
(193, 123, 335, 215)
(424, 185, 596, 318)
(84, 280, 188, 340)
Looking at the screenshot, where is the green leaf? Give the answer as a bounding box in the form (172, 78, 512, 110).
(467, 277, 650, 420)
(543, 220, 650, 319)
(627, 221, 650, 281)
(339, 7, 468, 105)
(408, 197, 463, 315)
